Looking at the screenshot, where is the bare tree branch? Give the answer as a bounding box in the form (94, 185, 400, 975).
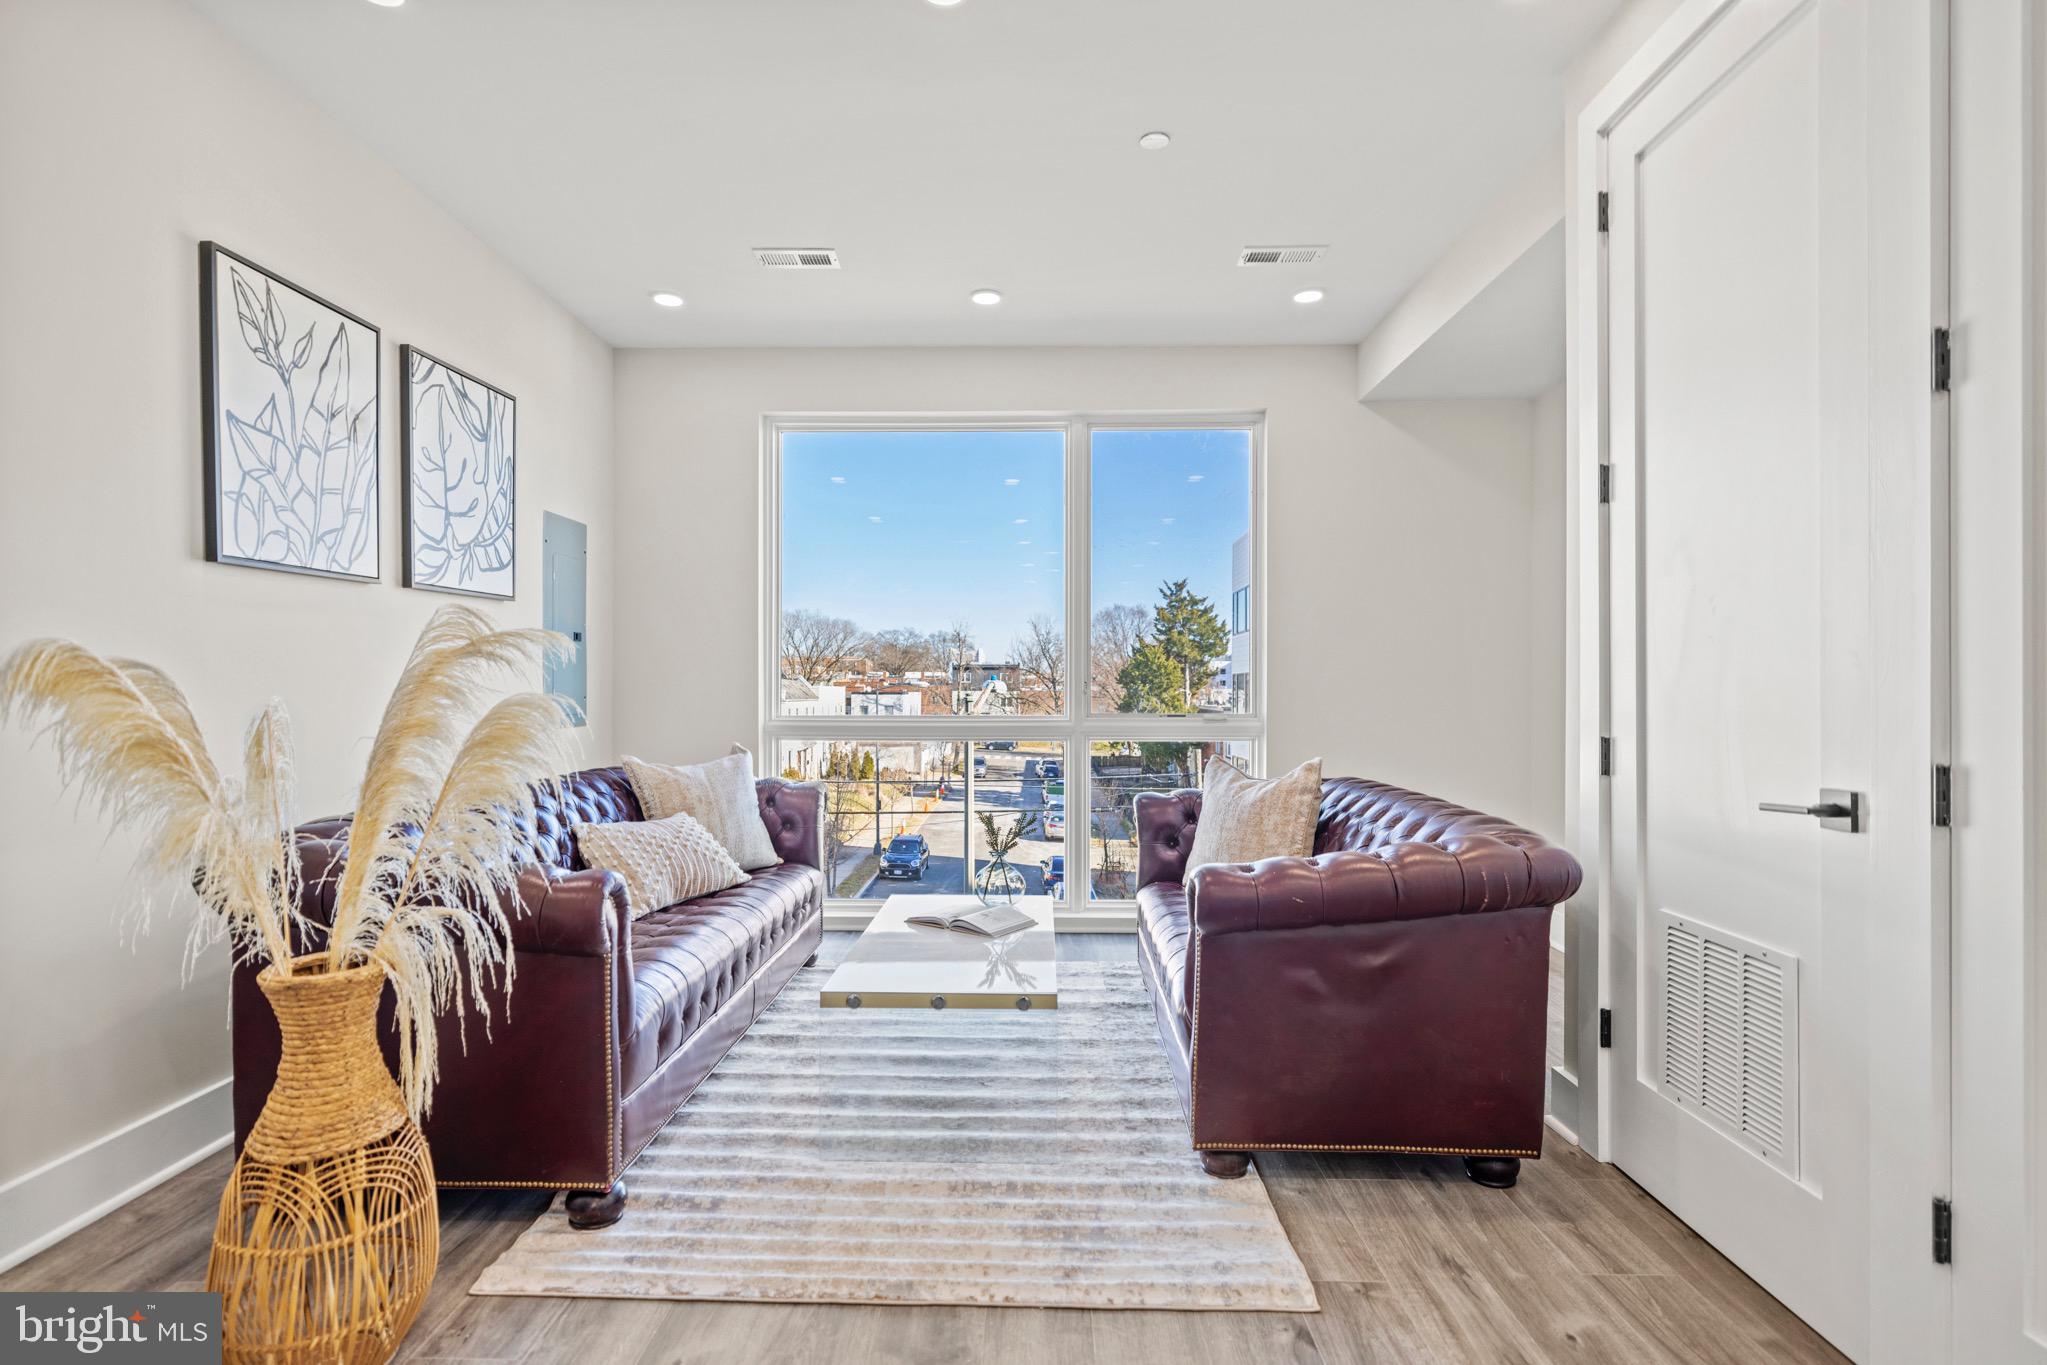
(1089, 603, 1148, 712)
(781, 609, 866, 683)
(1012, 613, 1064, 715)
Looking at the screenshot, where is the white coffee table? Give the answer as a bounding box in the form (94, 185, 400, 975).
(819, 894, 1058, 1010)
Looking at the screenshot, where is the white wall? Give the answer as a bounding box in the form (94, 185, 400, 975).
(0, 0, 616, 1265)
(614, 346, 1558, 834)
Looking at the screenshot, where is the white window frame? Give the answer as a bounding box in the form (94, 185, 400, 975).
(759, 410, 1268, 929)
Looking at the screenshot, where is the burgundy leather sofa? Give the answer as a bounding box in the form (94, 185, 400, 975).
(1134, 776, 1581, 1188)
(231, 764, 825, 1228)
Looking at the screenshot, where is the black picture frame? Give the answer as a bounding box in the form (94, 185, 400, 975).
(199, 241, 382, 581)
(399, 344, 518, 600)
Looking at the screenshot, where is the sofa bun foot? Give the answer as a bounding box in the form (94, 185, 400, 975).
(565, 1180, 628, 1229)
(804, 951, 819, 967)
(1200, 1150, 1252, 1179)
(1463, 1157, 1521, 1189)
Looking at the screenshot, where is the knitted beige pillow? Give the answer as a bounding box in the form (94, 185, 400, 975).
(623, 747, 780, 871)
(574, 809, 749, 920)
(1184, 756, 1324, 878)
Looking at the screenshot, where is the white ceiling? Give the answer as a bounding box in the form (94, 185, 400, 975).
(189, 0, 1622, 349)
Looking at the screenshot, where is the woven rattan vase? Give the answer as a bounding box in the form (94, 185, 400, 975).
(206, 955, 438, 1365)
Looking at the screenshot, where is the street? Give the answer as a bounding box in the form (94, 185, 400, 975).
(852, 744, 1064, 900)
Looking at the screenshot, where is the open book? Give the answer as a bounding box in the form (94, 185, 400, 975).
(905, 904, 1036, 938)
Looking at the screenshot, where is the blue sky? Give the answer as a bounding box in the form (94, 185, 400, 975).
(781, 428, 1250, 660)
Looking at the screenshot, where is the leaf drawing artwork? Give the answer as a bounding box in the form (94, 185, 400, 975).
(201, 243, 380, 580)
(402, 347, 516, 600)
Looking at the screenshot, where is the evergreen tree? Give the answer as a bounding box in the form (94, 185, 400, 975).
(857, 750, 876, 781)
(1148, 578, 1229, 707)
(1114, 579, 1229, 713)
(1115, 639, 1183, 714)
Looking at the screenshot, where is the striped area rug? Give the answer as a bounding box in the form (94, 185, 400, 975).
(470, 962, 1317, 1312)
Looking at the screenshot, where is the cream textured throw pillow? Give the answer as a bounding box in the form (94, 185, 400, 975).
(574, 810, 749, 921)
(623, 747, 780, 870)
(1184, 756, 1324, 878)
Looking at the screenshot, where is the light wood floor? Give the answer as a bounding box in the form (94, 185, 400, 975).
(1, 933, 1846, 1364)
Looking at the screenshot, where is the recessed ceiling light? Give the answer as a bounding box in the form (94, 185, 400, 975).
(650, 291, 684, 308)
(970, 288, 1003, 306)
(1293, 288, 1326, 304)
(1138, 131, 1171, 150)
(927, 0, 964, 6)
(366, 0, 405, 7)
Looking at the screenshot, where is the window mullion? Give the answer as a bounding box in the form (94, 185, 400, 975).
(1066, 416, 1090, 906)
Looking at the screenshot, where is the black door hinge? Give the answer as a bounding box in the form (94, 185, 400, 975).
(1933, 764, 1953, 827)
(1598, 463, 1613, 504)
(1933, 327, 1952, 393)
(1599, 736, 1614, 777)
(1933, 1197, 1953, 1264)
(1599, 1008, 1613, 1048)
(1597, 191, 1610, 233)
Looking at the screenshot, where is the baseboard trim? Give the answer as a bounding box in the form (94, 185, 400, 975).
(0, 1077, 232, 1275)
(1543, 1111, 1582, 1149)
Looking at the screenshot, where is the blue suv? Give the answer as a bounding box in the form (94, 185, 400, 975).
(879, 834, 930, 880)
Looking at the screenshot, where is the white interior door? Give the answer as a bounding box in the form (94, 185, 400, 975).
(1604, 0, 1883, 1355)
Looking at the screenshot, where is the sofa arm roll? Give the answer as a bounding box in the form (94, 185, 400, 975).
(1188, 834, 1583, 935)
(508, 865, 630, 957)
(757, 777, 825, 871)
(1135, 790, 1202, 890)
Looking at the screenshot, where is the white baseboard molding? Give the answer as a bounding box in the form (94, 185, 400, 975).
(0, 1077, 232, 1275)
(1543, 1111, 1582, 1149)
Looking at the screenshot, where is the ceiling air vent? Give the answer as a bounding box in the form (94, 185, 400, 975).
(754, 247, 841, 269)
(1238, 245, 1328, 266)
(1654, 909, 1800, 1178)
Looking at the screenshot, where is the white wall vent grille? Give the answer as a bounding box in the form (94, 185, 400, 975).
(754, 248, 841, 269)
(1237, 245, 1328, 266)
(1652, 910, 1800, 1177)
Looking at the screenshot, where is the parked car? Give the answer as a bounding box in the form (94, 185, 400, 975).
(878, 834, 930, 879)
(973, 755, 987, 777)
(1043, 803, 1065, 839)
(985, 740, 1017, 751)
(1041, 760, 1061, 781)
(1041, 854, 1064, 893)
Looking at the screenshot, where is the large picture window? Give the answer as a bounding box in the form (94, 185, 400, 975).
(764, 415, 1263, 914)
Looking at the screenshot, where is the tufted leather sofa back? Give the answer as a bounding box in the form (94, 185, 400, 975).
(1314, 777, 1551, 860)
(1137, 774, 1577, 911)
(528, 765, 644, 870)
(293, 764, 826, 878)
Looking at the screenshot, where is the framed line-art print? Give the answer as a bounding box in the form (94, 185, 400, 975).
(400, 345, 517, 599)
(200, 241, 380, 580)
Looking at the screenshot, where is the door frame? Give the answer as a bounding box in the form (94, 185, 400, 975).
(1567, 0, 1951, 1358)
(1947, 0, 2047, 1358)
